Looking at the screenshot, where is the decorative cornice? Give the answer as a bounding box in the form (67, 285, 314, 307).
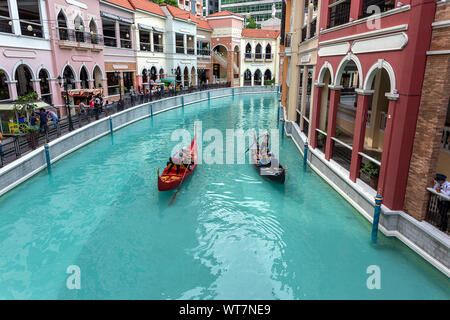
(328, 85, 343, 90)
(385, 93, 400, 101)
(432, 20, 450, 29)
(355, 88, 374, 96)
(319, 24, 408, 46)
(427, 50, 450, 55)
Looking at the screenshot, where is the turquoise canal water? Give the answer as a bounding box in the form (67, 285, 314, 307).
(0, 94, 449, 299)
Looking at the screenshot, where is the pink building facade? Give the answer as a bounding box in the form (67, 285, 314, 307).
(46, 0, 105, 110)
(0, 0, 56, 105)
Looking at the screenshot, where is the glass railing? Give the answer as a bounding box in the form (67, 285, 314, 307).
(176, 46, 185, 54)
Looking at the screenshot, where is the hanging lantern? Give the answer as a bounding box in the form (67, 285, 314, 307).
(27, 25, 33, 32)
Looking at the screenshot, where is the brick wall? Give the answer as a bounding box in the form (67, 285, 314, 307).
(404, 2, 450, 220)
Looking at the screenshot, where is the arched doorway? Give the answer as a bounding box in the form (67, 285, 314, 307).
(265, 44, 272, 60)
(264, 69, 272, 85)
(142, 69, 148, 84)
(93, 66, 102, 89)
(175, 67, 182, 85)
(244, 69, 252, 86)
(80, 66, 89, 89)
(74, 15, 85, 42)
(15, 64, 34, 97)
(39, 69, 52, 104)
(255, 44, 262, 60)
(183, 67, 189, 87)
(318, 68, 332, 148)
(63, 66, 76, 90)
(150, 67, 157, 82)
(0, 69, 10, 100)
(254, 69, 262, 85)
(212, 44, 228, 83)
(190, 66, 196, 86)
(57, 10, 68, 40)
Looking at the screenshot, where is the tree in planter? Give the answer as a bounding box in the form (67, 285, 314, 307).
(14, 92, 40, 147)
(246, 17, 258, 29)
(360, 162, 380, 189)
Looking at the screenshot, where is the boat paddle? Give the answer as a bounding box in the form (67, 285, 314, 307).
(168, 165, 189, 206)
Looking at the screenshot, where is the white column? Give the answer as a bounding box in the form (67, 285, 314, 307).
(150, 30, 154, 52)
(39, 0, 50, 39)
(8, 0, 21, 35)
(183, 34, 187, 54)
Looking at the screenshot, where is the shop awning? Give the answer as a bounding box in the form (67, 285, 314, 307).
(138, 23, 153, 31)
(160, 78, 176, 83)
(66, 88, 103, 97)
(153, 27, 164, 33)
(0, 101, 51, 111)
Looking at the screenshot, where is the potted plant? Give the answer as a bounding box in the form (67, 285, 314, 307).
(360, 162, 380, 189)
(14, 92, 39, 149)
(25, 126, 39, 150)
(317, 132, 326, 148)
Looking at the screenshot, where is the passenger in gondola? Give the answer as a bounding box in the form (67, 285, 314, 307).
(166, 151, 184, 174)
(181, 148, 195, 171)
(267, 151, 279, 168)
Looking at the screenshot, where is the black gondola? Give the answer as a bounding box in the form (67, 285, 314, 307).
(250, 134, 286, 184)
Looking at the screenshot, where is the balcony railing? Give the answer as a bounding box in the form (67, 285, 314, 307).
(187, 47, 195, 55)
(255, 52, 263, 60)
(265, 53, 273, 61)
(426, 188, 449, 233)
(198, 49, 210, 56)
(154, 44, 164, 52)
(328, 0, 351, 28)
(58, 28, 104, 47)
(120, 38, 132, 49)
(20, 20, 43, 38)
(0, 16, 12, 34)
(104, 36, 116, 47)
(176, 46, 185, 54)
(245, 52, 253, 59)
(140, 42, 151, 51)
(360, 0, 396, 19)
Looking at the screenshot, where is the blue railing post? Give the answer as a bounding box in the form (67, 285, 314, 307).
(182, 96, 184, 108)
(208, 91, 210, 101)
(44, 143, 51, 174)
(150, 104, 153, 117)
(303, 140, 308, 170)
(371, 194, 383, 243)
(232, 88, 235, 97)
(109, 117, 113, 135)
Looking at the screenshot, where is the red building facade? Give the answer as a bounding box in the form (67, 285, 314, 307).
(310, 0, 437, 211)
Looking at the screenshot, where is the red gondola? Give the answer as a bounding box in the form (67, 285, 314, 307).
(157, 127, 197, 191)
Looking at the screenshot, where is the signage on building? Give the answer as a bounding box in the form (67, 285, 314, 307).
(113, 64, 129, 70)
(301, 54, 311, 63)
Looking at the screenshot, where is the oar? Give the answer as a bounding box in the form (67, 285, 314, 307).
(168, 165, 189, 206)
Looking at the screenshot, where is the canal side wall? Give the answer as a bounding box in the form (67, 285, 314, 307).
(0, 86, 277, 197)
(281, 107, 450, 278)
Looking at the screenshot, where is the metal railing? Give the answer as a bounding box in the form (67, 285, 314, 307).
(0, 16, 13, 34)
(265, 53, 273, 60)
(245, 52, 253, 59)
(140, 42, 151, 51)
(187, 47, 195, 55)
(58, 27, 104, 46)
(359, 153, 381, 190)
(120, 38, 132, 49)
(176, 46, 185, 54)
(360, 0, 396, 19)
(198, 49, 210, 56)
(315, 129, 326, 153)
(104, 36, 117, 47)
(255, 52, 263, 60)
(20, 20, 43, 38)
(331, 137, 352, 171)
(426, 188, 449, 233)
(154, 44, 164, 53)
(0, 83, 231, 168)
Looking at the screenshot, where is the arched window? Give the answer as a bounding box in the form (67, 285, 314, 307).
(89, 19, 99, 44)
(39, 69, 51, 104)
(0, 70, 10, 100)
(15, 65, 34, 96)
(265, 44, 271, 60)
(175, 67, 182, 84)
(74, 15, 85, 43)
(255, 44, 262, 59)
(80, 66, 89, 89)
(254, 69, 262, 85)
(244, 69, 252, 86)
(245, 43, 252, 59)
(190, 66, 196, 87)
(57, 10, 68, 40)
(150, 67, 157, 82)
(159, 68, 164, 79)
